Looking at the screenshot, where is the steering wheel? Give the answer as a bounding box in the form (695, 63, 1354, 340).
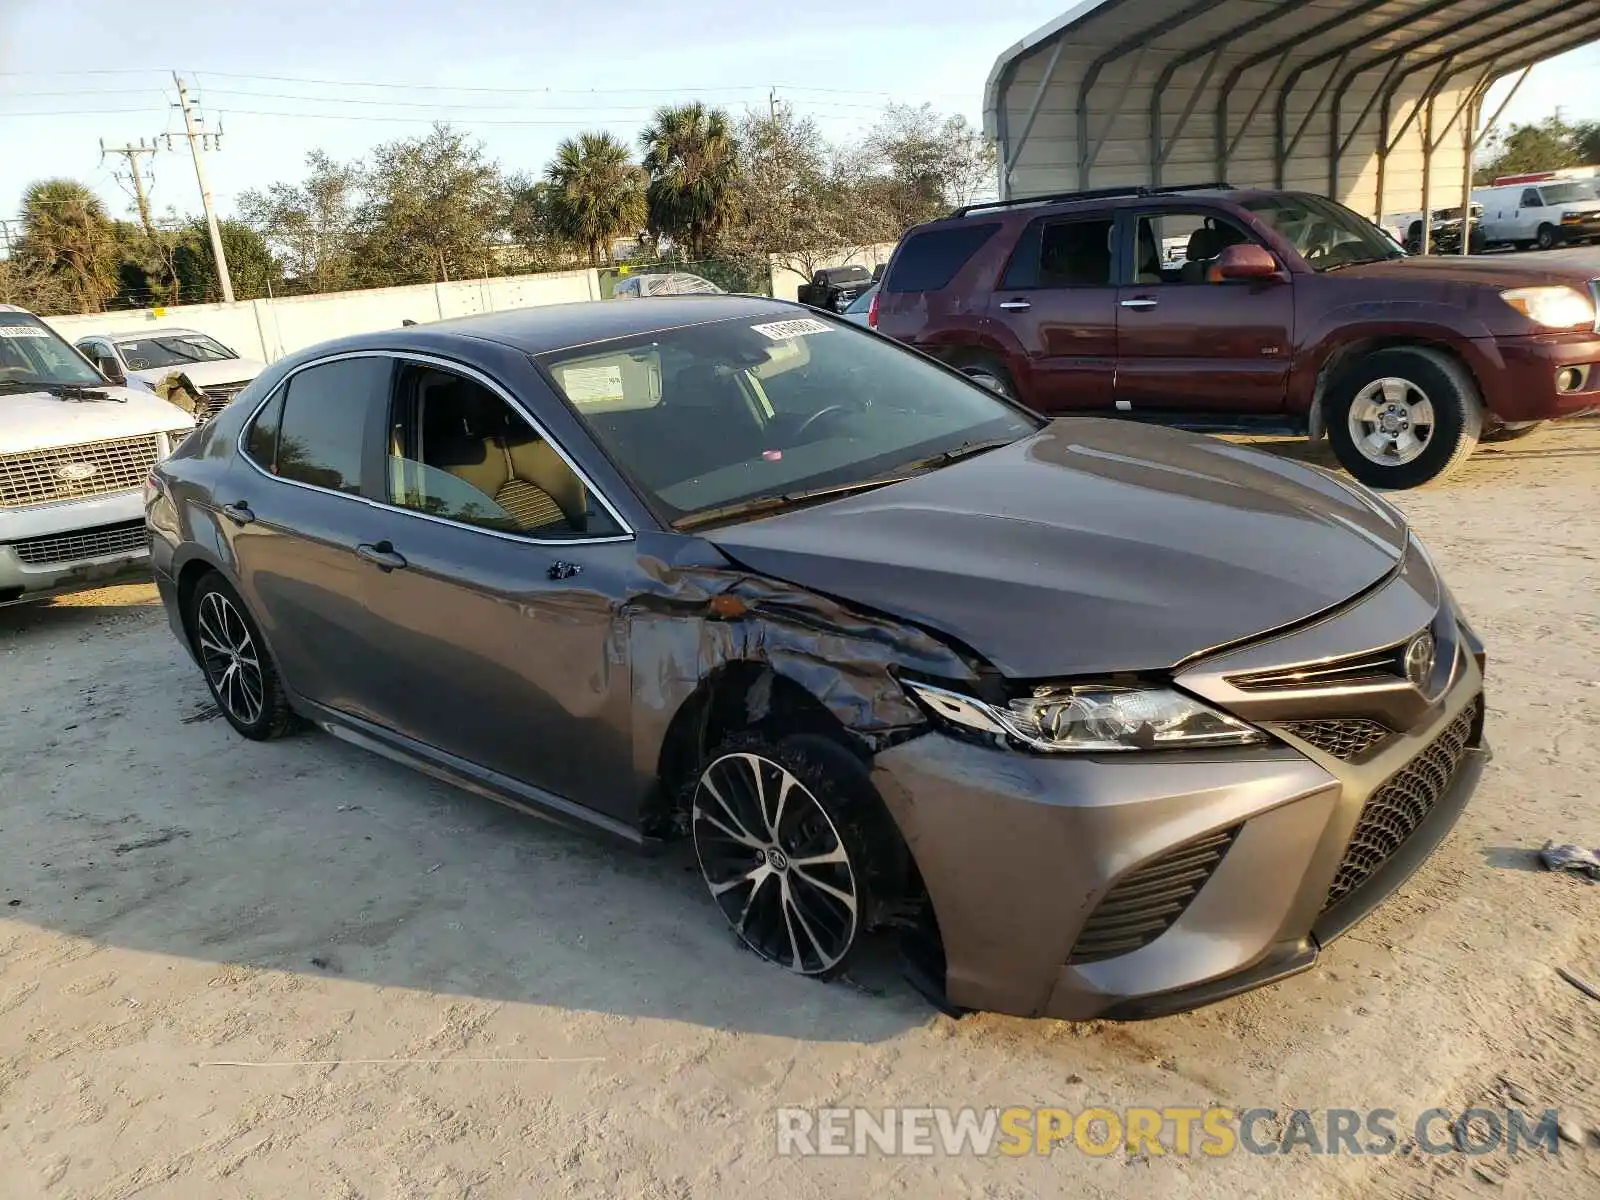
(793, 404, 850, 441)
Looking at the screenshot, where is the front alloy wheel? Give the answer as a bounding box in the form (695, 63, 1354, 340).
(197, 589, 265, 727)
(1347, 377, 1435, 467)
(693, 750, 861, 976)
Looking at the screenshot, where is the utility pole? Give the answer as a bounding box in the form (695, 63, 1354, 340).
(170, 73, 234, 303)
(769, 87, 779, 120)
(100, 137, 158, 235)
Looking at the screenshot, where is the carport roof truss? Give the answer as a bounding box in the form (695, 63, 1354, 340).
(985, 0, 1600, 208)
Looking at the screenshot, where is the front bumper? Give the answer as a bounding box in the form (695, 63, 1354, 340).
(1473, 332, 1600, 422)
(0, 489, 151, 605)
(871, 553, 1488, 1020)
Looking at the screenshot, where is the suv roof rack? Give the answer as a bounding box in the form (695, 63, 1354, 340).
(949, 182, 1235, 220)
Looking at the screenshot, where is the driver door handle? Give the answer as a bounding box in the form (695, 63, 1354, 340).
(221, 501, 255, 526)
(998, 299, 1031, 311)
(1120, 298, 1159, 310)
(356, 542, 408, 572)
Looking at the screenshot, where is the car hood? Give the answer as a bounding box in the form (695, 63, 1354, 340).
(0, 385, 193, 455)
(705, 421, 1407, 678)
(127, 358, 266, 389)
(1330, 253, 1597, 287)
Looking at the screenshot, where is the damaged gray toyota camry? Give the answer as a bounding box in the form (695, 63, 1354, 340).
(146, 295, 1488, 1020)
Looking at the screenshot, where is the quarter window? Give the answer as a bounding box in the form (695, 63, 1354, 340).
(882, 223, 999, 292)
(387, 364, 621, 539)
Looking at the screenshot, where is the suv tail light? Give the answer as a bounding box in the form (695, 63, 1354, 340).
(868, 291, 880, 329)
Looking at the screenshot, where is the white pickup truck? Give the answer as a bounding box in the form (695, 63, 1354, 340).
(1473, 179, 1600, 250)
(0, 305, 194, 606)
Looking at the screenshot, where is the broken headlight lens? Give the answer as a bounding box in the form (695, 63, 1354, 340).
(904, 682, 1266, 753)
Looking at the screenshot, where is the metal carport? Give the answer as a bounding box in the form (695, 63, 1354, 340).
(984, 0, 1600, 234)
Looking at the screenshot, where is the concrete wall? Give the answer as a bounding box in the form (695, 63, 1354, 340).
(769, 244, 899, 302)
(43, 269, 602, 362)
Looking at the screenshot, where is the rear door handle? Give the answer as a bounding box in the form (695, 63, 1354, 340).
(221, 501, 255, 526)
(356, 542, 408, 572)
(998, 299, 1032, 311)
(1120, 298, 1159, 310)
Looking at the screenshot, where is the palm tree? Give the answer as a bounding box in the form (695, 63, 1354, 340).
(18, 180, 120, 312)
(543, 133, 647, 267)
(639, 103, 740, 261)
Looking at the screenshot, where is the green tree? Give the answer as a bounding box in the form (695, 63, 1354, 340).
(639, 103, 740, 260)
(171, 219, 282, 302)
(863, 104, 998, 229)
(238, 150, 364, 293)
(1475, 115, 1581, 184)
(544, 132, 647, 267)
(354, 124, 509, 284)
(1572, 120, 1600, 168)
(506, 176, 585, 270)
(15, 179, 120, 313)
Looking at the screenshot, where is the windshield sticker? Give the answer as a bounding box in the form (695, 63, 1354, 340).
(751, 318, 832, 340)
(0, 325, 50, 338)
(561, 363, 626, 405)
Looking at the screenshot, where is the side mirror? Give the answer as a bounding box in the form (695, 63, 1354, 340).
(94, 355, 126, 384)
(1210, 244, 1284, 282)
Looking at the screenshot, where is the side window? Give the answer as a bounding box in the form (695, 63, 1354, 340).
(244, 385, 285, 469)
(882, 223, 999, 293)
(387, 364, 622, 539)
(1522, 189, 1542, 209)
(1000, 217, 1115, 289)
(1132, 210, 1255, 285)
(271, 357, 390, 494)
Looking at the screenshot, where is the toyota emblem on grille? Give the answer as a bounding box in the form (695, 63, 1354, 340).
(1404, 632, 1436, 689)
(55, 461, 99, 483)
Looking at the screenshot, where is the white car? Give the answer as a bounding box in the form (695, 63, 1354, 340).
(1472, 180, 1600, 250)
(1, 306, 194, 606)
(74, 328, 266, 421)
(611, 272, 724, 299)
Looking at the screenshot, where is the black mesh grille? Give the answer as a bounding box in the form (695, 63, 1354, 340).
(11, 519, 146, 566)
(197, 381, 251, 422)
(1280, 718, 1393, 760)
(1068, 827, 1238, 965)
(1324, 699, 1481, 911)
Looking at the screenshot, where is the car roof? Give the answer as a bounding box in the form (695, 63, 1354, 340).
(106, 327, 203, 340)
(323, 294, 802, 356)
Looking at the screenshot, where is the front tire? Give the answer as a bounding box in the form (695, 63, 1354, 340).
(1326, 347, 1482, 489)
(691, 733, 894, 979)
(189, 573, 297, 741)
(1536, 224, 1558, 251)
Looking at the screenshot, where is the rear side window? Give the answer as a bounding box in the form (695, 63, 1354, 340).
(252, 357, 390, 495)
(883, 223, 999, 293)
(1002, 217, 1115, 289)
(244, 386, 285, 468)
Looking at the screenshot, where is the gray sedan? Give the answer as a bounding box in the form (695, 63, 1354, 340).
(147, 295, 1488, 1019)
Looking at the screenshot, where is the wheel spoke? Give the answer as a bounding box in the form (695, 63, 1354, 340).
(696, 778, 765, 849)
(768, 771, 798, 840)
(708, 863, 768, 898)
(1380, 378, 1408, 405)
(1410, 399, 1435, 427)
(785, 881, 836, 968)
(778, 877, 805, 968)
(791, 865, 857, 912)
(1392, 429, 1421, 459)
(734, 867, 774, 933)
(789, 844, 849, 868)
(1361, 431, 1393, 459)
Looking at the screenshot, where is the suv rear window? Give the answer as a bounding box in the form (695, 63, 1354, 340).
(882, 223, 998, 293)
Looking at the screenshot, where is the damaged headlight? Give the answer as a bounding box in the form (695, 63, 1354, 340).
(904, 681, 1266, 753)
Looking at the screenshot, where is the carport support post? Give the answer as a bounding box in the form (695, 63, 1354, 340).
(1460, 92, 1480, 256)
(1420, 93, 1435, 256)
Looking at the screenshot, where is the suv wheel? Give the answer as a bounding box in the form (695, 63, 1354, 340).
(1536, 223, 1558, 251)
(956, 356, 1016, 400)
(1326, 347, 1482, 489)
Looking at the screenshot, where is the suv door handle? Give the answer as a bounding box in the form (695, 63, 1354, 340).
(356, 542, 408, 572)
(221, 501, 255, 526)
(998, 299, 1032, 311)
(1120, 298, 1159, 310)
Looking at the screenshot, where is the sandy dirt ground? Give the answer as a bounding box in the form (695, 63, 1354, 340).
(1, 424, 1598, 1199)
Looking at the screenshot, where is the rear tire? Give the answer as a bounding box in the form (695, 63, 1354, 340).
(1326, 347, 1482, 489)
(188, 572, 298, 741)
(1536, 224, 1558, 251)
(1482, 420, 1546, 443)
(955, 355, 1017, 400)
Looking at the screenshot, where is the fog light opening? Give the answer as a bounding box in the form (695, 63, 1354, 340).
(1556, 365, 1587, 393)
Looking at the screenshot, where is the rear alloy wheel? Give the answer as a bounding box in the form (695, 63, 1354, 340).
(1536, 223, 1558, 251)
(957, 357, 1016, 400)
(190, 574, 297, 740)
(1327, 347, 1481, 489)
(692, 738, 873, 978)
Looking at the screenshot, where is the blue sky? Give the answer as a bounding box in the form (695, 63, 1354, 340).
(2, 0, 1595, 228)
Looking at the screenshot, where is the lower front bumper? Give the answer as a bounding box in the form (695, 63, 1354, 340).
(1475, 333, 1600, 422)
(870, 661, 1486, 1021)
(0, 490, 151, 605)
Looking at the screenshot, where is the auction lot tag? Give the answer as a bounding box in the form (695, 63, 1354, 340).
(0, 325, 50, 338)
(751, 318, 832, 340)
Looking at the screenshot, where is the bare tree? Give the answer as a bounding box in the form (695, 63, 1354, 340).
(238, 150, 363, 293)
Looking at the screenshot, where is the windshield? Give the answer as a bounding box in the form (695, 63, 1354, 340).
(1538, 182, 1595, 206)
(0, 313, 105, 391)
(1242, 193, 1405, 271)
(539, 314, 1040, 526)
(114, 332, 238, 369)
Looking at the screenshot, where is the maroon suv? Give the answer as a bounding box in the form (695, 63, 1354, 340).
(874, 185, 1600, 488)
